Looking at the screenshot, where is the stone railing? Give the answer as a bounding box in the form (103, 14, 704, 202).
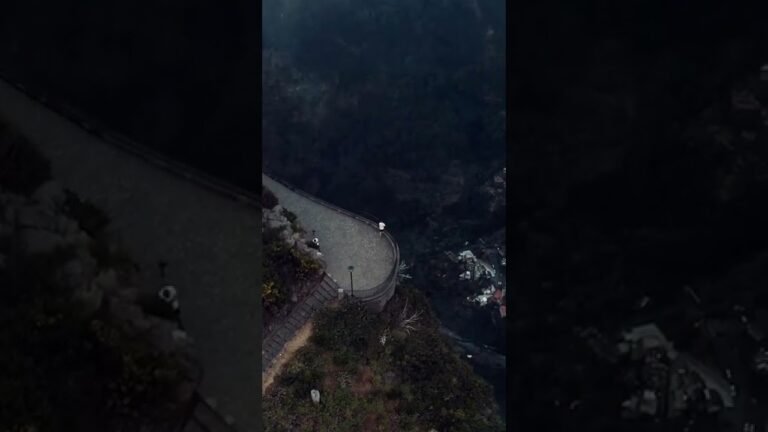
(262, 171, 399, 312)
(172, 363, 205, 432)
(0, 70, 259, 209)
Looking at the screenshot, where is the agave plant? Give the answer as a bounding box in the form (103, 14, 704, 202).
(397, 262, 412, 281)
(338, 371, 352, 389)
(395, 298, 422, 335)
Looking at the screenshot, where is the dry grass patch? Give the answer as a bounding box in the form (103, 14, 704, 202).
(262, 320, 314, 394)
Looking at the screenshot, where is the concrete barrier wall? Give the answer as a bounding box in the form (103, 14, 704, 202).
(0, 70, 260, 210)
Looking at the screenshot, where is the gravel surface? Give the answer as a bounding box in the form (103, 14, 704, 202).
(0, 79, 261, 432)
(263, 174, 394, 294)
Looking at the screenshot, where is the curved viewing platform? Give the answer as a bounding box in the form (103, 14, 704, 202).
(263, 173, 399, 312)
(0, 75, 260, 432)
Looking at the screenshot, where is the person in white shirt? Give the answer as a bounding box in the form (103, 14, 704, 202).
(158, 285, 183, 329)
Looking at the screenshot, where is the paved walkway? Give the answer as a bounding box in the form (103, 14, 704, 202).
(263, 174, 394, 295)
(0, 79, 260, 432)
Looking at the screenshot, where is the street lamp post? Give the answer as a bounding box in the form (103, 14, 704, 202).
(348, 265, 354, 297)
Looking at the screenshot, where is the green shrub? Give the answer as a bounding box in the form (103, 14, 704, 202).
(262, 187, 279, 209)
(264, 287, 505, 431)
(9, 245, 78, 302)
(279, 349, 324, 399)
(312, 298, 376, 354)
(293, 250, 322, 281)
(262, 280, 281, 304)
(62, 190, 111, 238)
(0, 123, 51, 196)
(262, 223, 322, 310)
(280, 207, 298, 225)
(0, 232, 187, 431)
(89, 319, 184, 423)
(331, 349, 356, 368)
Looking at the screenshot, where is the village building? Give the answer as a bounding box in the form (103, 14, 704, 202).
(621, 323, 678, 360)
(457, 250, 476, 263)
(622, 390, 659, 418)
(617, 323, 735, 419)
(474, 259, 496, 280)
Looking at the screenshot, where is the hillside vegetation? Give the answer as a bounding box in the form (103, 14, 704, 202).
(0, 120, 199, 432)
(262, 187, 323, 328)
(263, 287, 504, 432)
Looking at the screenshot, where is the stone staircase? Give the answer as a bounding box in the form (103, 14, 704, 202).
(182, 395, 240, 432)
(262, 274, 340, 372)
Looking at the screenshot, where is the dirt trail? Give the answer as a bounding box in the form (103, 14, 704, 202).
(262, 320, 314, 394)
